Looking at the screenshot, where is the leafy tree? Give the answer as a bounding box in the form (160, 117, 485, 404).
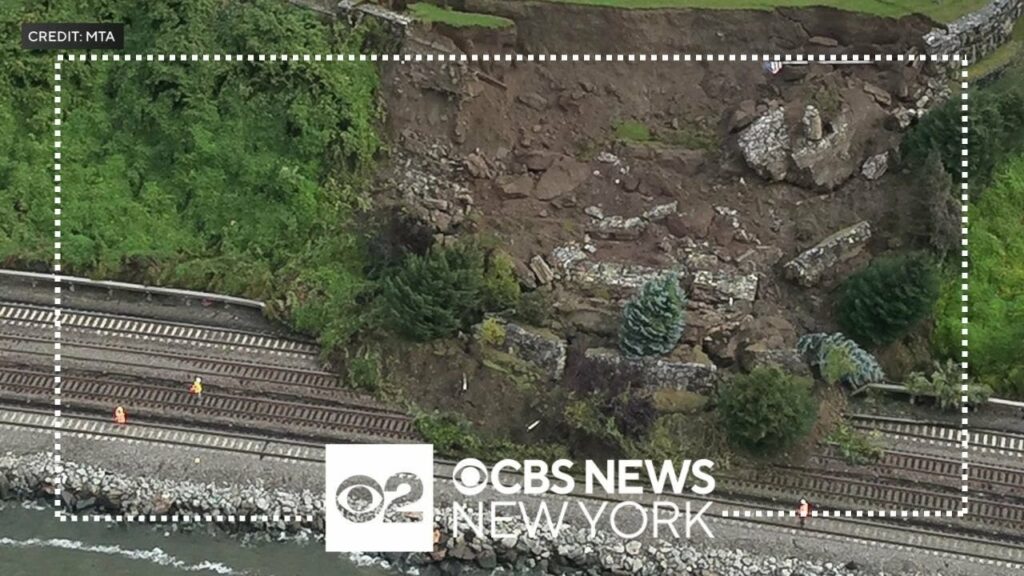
(619, 274, 686, 357)
(837, 254, 939, 347)
(798, 332, 885, 388)
(380, 243, 486, 341)
(718, 366, 818, 451)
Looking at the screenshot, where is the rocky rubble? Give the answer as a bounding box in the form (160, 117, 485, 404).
(783, 222, 872, 287)
(0, 452, 320, 533)
(584, 347, 717, 394)
(479, 318, 568, 381)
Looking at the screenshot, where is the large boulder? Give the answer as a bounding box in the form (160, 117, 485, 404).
(783, 221, 872, 287)
(584, 348, 717, 394)
(480, 319, 567, 381)
(788, 111, 858, 190)
(738, 107, 790, 182)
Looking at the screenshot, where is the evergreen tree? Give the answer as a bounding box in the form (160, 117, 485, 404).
(837, 253, 939, 347)
(380, 243, 485, 341)
(619, 274, 685, 357)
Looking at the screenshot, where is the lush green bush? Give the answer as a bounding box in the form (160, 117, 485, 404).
(1, 0, 388, 352)
(619, 274, 686, 357)
(480, 250, 521, 312)
(933, 155, 1024, 398)
(907, 359, 992, 410)
(902, 88, 1024, 191)
(380, 242, 487, 341)
(798, 332, 885, 387)
(717, 366, 817, 451)
(837, 254, 939, 347)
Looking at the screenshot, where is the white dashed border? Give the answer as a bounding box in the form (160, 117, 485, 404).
(960, 63, 970, 518)
(51, 52, 969, 524)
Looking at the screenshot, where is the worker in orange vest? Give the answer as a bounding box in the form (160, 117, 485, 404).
(113, 406, 126, 426)
(798, 498, 811, 528)
(189, 376, 203, 398)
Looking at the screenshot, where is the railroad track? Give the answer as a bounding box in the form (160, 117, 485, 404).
(0, 301, 318, 359)
(808, 450, 1024, 496)
(850, 414, 1024, 457)
(4, 407, 1023, 570)
(0, 367, 417, 443)
(721, 466, 1024, 533)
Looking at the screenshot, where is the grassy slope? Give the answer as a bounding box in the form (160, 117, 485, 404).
(0, 0, 382, 346)
(933, 60, 1024, 398)
(409, 2, 515, 27)
(519, 0, 990, 23)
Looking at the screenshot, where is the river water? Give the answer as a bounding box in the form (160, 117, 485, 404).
(0, 503, 392, 576)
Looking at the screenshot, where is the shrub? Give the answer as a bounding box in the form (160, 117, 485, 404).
(614, 120, 652, 142)
(478, 317, 507, 347)
(481, 250, 521, 312)
(380, 242, 486, 341)
(345, 348, 382, 393)
(902, 89, 1024, 190)
(907, 359, 992, 411)
(717, 365, 818, 451)
(837, 254, 939, 347)
(828, 422, 883, 465)
(798, 332, 885, 388)
(619, 274, 686, 357)
(515, 290, 553, 326)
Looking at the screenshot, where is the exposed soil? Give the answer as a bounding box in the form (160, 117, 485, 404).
(372, 11, 956, 453)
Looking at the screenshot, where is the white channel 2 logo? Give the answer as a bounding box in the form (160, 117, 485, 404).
(324, 444, 434, 553)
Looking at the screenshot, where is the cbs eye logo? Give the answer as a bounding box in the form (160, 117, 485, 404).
(335, 472, 424, 523)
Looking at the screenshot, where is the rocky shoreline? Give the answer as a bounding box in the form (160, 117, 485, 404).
(0, 451, 956, 576)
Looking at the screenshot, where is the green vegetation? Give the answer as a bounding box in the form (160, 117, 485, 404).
(477, 317, 507, 347)
(409, 3, 515, 28)
(828, 421, 883, 465)
(514, 290, 554, 326)
(613, 120, 653, 142)
(798, 333, 885, 388)
(619, 274, 686, 357)
(524, 0, 987, 23)
(652, 388, 709, 413)
(968, 23, 1024, 80)
(907, 359, 991, 410)
(718, 366, 818, 451)
(925, 59, 1024, 399)
(2, 0, 387, 353)
(415, 411, 568, 461)
(381, 242, 517, 341)
(837, 254, 939, 347)
(902, 87, 1024, 191)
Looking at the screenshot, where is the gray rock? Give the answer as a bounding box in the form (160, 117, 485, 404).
(642, 201, 678, 222)
(516, 92, 549, 111)
(861, 152, 889, 181)
(862, 82, 892, 107)
(584, 348, 717, 394)
(808, 35, 839, 47)
(495, 173, 534, 199)
(691, 270, 759, 304)
(492, 320, 568, 381)
(802, 105, 823, 141)
(535, 157, 589, 201)
(783, 221, 872, 287)
(738, 108, 789, 181)
(529, 255, 554, 285)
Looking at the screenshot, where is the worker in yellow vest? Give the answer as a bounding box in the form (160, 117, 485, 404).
(189, 376, 203, 398)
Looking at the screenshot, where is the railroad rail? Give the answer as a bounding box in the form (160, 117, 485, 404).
(0, 269, 264, 310)
(808, 450, 1024, 496)
(850, 414, 1024, 456)
(0, 368, 417, 443)
(3, 407, 1022, 570)
(0, 301, 317, 358)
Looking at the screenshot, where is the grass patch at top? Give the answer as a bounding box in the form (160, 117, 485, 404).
(409, 3, 515, 28)
(525, 0, 989, 23)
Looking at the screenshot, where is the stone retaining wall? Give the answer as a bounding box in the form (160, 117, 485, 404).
(924, 0, 1023, 62)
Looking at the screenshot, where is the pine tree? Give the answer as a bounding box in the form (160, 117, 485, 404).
(619, 274, 685, 357)
(837, 253, 939, 347)
(798, 332, 885, 388)
(380, 243, 485, 341)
